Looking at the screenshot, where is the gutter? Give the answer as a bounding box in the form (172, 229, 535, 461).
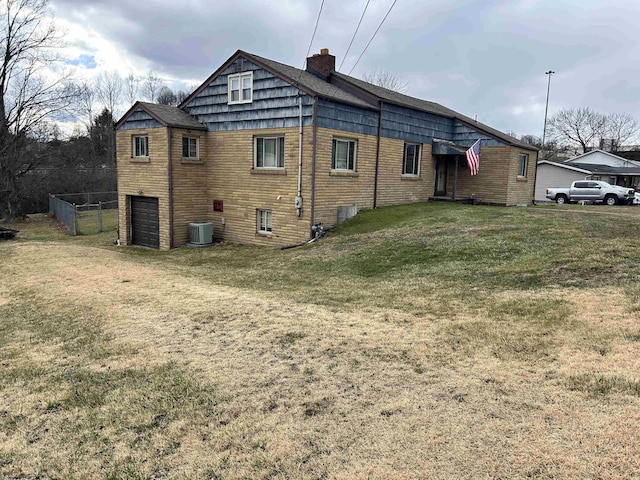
(167, 126, 174, 248)
(296, 94, 303, 217)
(310, 96, 318, 238)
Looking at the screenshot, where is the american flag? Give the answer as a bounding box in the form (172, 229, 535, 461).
(465, 139, 481, 176)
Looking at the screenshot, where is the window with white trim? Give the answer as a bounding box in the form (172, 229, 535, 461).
(228, 72, 253, 104)
(133, 135, 149, 157)
(182, 136, 198, 159)
(331, 138, 356, 171)
(403, 143, 421, 176)
(257, 209, 272, 234)
(255, 136, 285, 169)
(518, 153, 529, 177)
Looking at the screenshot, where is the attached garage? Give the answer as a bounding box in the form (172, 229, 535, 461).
(130, 196, 160, 249)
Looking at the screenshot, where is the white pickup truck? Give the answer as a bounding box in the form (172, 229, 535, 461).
(546, 180, 635, 205)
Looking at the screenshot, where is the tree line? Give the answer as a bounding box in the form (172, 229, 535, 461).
(0, 0, 195, 220)
(516, 108, 639, 160)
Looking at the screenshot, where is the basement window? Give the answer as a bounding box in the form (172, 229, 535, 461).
(228, 72, 253, 104)
(331, 138, 356, 172)
(402, 143, 421, 176)
(518, 153, 529, 177)
(182, 136, 199, 159)
(255, 136, 285, 169)
(257, 209, 272, 234)
(133, 135, 149, 157)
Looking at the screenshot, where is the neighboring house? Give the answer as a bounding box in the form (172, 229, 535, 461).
(116, 49, 538, 249)
(564, 149, 640, 188)
(535, 149, 640, 202)
(534, 161, 592, 202)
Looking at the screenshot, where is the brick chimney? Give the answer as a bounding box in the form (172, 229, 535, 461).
(306, 48, 335, 78)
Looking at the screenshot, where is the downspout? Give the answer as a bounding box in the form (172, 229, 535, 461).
(167, 126, 174, 248)
(310, 97, 318, 238)
(373, 101, 382, 208)
(296, 94, 303, 217)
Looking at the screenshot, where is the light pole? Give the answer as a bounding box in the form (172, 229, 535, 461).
(541, 70, 555, 159)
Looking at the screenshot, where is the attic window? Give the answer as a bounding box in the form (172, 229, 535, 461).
(228, 72, 253, 104)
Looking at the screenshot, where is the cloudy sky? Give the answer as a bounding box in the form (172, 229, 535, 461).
(50, 0, 639, 138)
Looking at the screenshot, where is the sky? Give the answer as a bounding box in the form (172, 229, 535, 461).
(49, 0, 640, 139)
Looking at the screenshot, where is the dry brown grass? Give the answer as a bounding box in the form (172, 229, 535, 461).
(2, 207, 640, 479)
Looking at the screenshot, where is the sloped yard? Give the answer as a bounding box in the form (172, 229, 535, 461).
(1, 204, 640, 479)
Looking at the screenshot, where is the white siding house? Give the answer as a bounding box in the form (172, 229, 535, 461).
(535, 161, 591, 202)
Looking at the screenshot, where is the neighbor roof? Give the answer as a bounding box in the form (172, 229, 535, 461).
(564, 149, 640, 166)
(537, 160, 592, 174)
(565, 163, 640, 175)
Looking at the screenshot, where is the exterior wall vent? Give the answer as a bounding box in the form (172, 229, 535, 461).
(189, 222, 213, 246)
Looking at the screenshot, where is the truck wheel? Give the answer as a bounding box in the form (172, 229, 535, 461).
(604, 195, 617, 206)
(556, 195, 568, 205)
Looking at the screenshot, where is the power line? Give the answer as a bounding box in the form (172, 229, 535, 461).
(302, 0, 326, 69)
(338, 0, 372, 72)
(347, 0, 398, 76)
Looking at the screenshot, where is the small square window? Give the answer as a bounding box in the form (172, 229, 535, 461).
(255, 136, 285, 168)
(403, 143, 421, 175)
(228, 72, 253, 104)
(257, 209, 272, 234)
(331, 138, 356, 171)
(518, 153, 528, 177)
(133, 135, 148, 157)
(182, 136, 198, 159)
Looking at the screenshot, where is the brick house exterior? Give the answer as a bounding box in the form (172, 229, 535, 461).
(116, 49, 538, 250)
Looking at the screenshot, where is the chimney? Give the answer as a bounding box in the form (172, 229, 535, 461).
(306, 48, 335, 78)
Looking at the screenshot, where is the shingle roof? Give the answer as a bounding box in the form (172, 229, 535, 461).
(565, 162, 640, 175)
(243, 51, 535, 151)
(138, 102, 206, 130)
(332, 72, 535, 150)
(244, 53, 375, 110)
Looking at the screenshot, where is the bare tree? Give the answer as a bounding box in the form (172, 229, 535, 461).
(548, 107, 606, 154)
(0, 0, 81, 219)
(141, 71, 163, 102)
(604, 112, 639, 150)
(362, 70, 408, 93)
(124, 72, 139, 105)
(78, 80, 95, 129)
(156, 86, 177, 106)
(95, 70, 122, 116)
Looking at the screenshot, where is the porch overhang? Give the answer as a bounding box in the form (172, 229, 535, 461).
(432, 139, 468, 156)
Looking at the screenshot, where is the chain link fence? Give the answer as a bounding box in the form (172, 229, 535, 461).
(49, 192, 118, 235)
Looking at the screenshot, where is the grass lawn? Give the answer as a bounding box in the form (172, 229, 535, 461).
(1, 203, 640, 479)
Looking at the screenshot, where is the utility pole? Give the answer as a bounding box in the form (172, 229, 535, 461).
(541, 70, 555, 159)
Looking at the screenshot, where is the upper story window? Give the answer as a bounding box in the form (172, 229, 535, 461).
(228, 72, 253, 104)
(332, 138, 356, 172)
(133, 135, 149, 157)
(518, 153, 529, 177)
(182, 136, 199, 159)
(255, 136, 285, 169)
(403, 143, 421, 176)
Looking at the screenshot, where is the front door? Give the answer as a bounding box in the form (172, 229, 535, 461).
(435, 158, 447, 196)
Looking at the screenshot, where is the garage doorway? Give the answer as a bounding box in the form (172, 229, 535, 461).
(130, 196, 159, 249)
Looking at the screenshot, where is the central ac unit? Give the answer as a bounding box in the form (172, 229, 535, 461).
(189, 222, 213, 246)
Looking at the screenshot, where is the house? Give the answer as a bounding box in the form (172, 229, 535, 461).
(535, 149, 640, 202)
(115, 49, 538, 249)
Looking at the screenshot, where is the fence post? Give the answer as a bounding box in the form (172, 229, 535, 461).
(73, 204, 78, 236)
(98, 202, 103, 233)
